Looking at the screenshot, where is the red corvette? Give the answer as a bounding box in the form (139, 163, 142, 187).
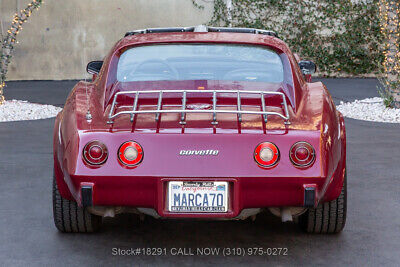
(52, 26, 346, 233)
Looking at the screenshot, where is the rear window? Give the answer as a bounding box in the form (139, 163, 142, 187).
(117, 44, 284, 83)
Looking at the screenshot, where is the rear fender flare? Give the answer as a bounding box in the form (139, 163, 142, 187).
(321, 112, 346, 202)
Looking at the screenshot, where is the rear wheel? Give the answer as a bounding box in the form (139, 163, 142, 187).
(52, 175, 102, 233)
(299, 171, 347, 234)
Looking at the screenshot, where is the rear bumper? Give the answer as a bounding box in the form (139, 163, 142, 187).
(56, 167, 346, 219)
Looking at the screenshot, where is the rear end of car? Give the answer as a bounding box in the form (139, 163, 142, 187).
(73, 129, 326, 219)
(53, 29, 346, 233)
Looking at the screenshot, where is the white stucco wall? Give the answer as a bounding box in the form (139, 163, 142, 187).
(0, 0, 214, 80)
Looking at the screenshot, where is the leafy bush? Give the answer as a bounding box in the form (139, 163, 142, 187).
(195, 0, 384, 76)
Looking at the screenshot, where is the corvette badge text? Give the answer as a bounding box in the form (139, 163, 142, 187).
(179, 150, 219, 156)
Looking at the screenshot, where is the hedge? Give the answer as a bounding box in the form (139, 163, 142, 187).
(194, 0, 384, 76)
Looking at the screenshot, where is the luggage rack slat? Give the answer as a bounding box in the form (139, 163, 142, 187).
(107, 90, 290, 126)
(260, 92, 268, 123)
(211, 91, 218, 125)
(155, 91, 163, 121)
(180, 91, 187, 125)
(237, 91, 242, 122)
(130, 91, 139, 122)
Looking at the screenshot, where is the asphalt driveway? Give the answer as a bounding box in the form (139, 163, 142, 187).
(0, 78, 399, 266)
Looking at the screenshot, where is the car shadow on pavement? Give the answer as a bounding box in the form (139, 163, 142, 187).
(52, 211, 347, 265)
(98, 211, 339, 245)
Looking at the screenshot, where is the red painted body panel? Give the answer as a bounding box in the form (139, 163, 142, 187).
(53, 32, 346, 218)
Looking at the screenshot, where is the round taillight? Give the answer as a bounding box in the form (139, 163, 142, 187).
(254, 142, 280, 168)
(83, 141, 108, 166)
(118, 141, 143, 167)
(290, 141, 315, 168)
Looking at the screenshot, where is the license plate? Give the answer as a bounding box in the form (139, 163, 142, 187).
(168, 181, 228, 213)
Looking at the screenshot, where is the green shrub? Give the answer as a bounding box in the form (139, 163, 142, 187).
(194, 0, 384, 76)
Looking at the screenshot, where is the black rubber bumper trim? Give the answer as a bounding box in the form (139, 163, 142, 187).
(81, 185, 93, 207)
(304, 187, 315, 207)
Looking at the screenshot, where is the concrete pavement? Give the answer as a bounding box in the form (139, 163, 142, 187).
(0, 79, 399, 266)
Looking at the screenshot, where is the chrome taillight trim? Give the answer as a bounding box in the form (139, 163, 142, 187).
(83, 140, 108, 166)
(117, 141, 144, 167)
(289, 141, 315, 168)
(254, 142, 280, 168)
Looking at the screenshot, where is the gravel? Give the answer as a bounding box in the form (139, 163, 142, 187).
(1, 97, 399, 124)
(337, 97, 400, 123)
(0, 100, 62, 122)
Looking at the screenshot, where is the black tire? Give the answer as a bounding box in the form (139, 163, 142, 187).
(52, 175, 102, 233)
(299, 171, 347, 234)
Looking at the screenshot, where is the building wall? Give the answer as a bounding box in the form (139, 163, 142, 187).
(1, 0, 214, 80)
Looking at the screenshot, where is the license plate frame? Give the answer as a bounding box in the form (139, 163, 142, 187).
(167, 181, 229, 213)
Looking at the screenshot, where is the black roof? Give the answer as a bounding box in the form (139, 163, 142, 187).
(124, 25, 278, 38)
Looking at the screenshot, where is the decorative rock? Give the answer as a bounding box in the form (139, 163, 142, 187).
(337, 97, 400, 123)
(1, 98, 399, 124)
(0, 100, 62, 122)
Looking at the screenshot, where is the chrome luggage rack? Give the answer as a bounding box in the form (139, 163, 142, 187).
(107, 90, 290, 125)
